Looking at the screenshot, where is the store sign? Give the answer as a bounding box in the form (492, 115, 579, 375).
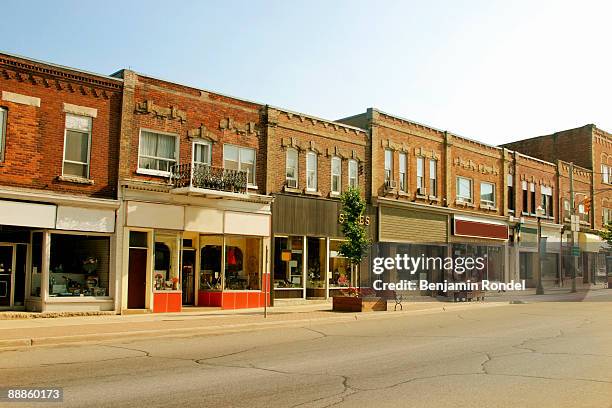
(453, 217, 508, 240)
(338, 212, 370, 226)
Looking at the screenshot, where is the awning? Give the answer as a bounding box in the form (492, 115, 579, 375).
(579, 232, 605, 253)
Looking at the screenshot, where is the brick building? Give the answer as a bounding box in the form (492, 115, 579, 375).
(0, 52, 122, 312)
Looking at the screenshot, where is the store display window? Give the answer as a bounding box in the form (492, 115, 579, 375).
(200, 235, 223, 291)
(225, 236, 262, 290)
(154, 233, 180, 291)
(329, 239, 352, 287)
(273, 236, 304, 288)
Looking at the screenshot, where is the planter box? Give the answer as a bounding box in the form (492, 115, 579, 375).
(332, 296, 387, 312)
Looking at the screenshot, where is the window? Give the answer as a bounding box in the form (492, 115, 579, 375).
(286, 148, 298, 188)
(306, 151, 317, 191)
(429, 159, 437, 197)
(507, 174, 515, 212)
(564, 199, 570, 218)
(541, 186, 553, 217)
(456, 177, 473, 203)
(192, 141, 211, 166)
(522, 181, 528, 214)
(63, 114, 92, 178)
(224, 236, 261, 290)
(0, 107, 6, 161)
(348, 160, 358, 188)
(416, 157, 425, 194)
(480, 182, 495, 206)
(223, 144, 256, 185)
(331, 156, 341, 194)
(138, 129, 177, 176)
(329, 239, 353, 287)
(273, 236, 303, 288)
(602, 164, 610, 184)
(530, 183, 536, 214)
(603, 208, 612, 225)
(399, 153, 407, 192)
(384, 150, 393, 185)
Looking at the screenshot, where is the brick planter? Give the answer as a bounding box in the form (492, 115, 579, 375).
(332, 296, 387, 312)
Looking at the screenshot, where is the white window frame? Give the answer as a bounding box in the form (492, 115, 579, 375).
(541, 185, 553, 217)
(399, 153, 407, 192)
(62, 113, 92, 179)
(192, 139, 212, 166)
(456, 176, 473, 203)
(348, 159, 358, 188)
(285, 148, 298, 188)
(137, 128, 179, 177)
(306, 151, 318, 191)
(0, 107, 6, 162)
(223, 144, 257, 187)
(331, 156, 341, 195)
(384, 149, 393, 184)
(416, 157, 424, 193)
(602, 164, 610, 184)
(603, 208, 612, 225)
(429, 159, 437, 197)
(480, 181, 496, 207)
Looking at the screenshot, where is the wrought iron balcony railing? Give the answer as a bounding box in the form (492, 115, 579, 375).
(170, 163, 248, 194)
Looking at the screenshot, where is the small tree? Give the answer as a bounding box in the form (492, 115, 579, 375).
(599, 221, 612, 246)
(338, 187, 370, 294)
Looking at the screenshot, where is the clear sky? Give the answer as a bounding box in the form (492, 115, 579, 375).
(1, 0, 610, 144)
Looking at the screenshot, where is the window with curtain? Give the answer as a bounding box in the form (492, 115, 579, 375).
(286, 148, 298, 188)
(63, 114, 92, 178)
(138, 130, 177, 175)
(331, 156, 341, 194)
(602, 164, 610, 184)
(384, 149, 393, 184)
(193, 141, 211, 166)
(416, 157, 424, 194)
(0, 107, 6, 161)
(456, 177, 472, 203)
(223, 144, 256, 185)
(429, 159, 437, 197)
(399, 153, 407, 192)
(348, 159, 358, 188)
(306, 151, 317, 191)
(480, 182, 495, 206)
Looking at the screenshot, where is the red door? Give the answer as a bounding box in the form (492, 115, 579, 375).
(128, 248, 147, 309)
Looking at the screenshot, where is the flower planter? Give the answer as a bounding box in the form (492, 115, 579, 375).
(332, 296, 387, 312)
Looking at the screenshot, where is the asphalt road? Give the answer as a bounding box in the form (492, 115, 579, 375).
(1, 300, 611, 408)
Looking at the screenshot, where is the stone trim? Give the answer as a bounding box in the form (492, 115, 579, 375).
(2, 91, 40, 107)
(63, 102, 97, 118)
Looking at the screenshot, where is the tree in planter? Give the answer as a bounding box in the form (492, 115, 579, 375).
(338, 187, 370, 296)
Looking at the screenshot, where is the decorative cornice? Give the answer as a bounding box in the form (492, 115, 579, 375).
(187, 124, 218, 142)
(453, 157, 499, 175)
(219, 117, 259, 136)
(135, 100, 186, 123)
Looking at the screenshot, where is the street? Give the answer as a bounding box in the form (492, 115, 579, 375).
(1, 297, 611, 408)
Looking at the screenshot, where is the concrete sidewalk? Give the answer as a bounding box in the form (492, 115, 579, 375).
(0, 300, 503, 350)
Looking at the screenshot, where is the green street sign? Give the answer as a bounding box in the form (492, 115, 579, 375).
(571, 246, 580, 257)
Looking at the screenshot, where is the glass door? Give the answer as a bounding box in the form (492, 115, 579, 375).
(0, 245, 16, 307)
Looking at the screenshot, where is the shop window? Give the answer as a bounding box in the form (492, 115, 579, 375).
(138, 129, 177, 176)
(0, 107, 6, 161)
(331, 156, 341, 194)
(224, 144, 256, 186)
(416, 157, 425, 195)
(456, 177, 472, 203)
(154, 234, 179, 291)
(522, 181, 528, 214)
(200, 235, 223, 290)
(306, 237, 326, 291)
(384, 149, 393, 186)
(224, 236, 261, 290)
(399, 153, 407, 192)
(63, 114, 92, 178)
(286, 148, 298, 188)
(49, 234, 110, 297)
(480, 182, 495, 207)
(30, 232, 43, 297)
(429, 159, 437, 197)
(348, 159, 358, 188)
(306, 151, 318, 191)
(329, 240, 352, 287)
(507, 174, 514, 212)
(193, 140, 211, 166)
(273, 236, 303, 288)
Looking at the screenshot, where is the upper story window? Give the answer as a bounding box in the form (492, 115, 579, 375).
(286, 148, 298, 188)
(456, 176, 473, 203)
(603, 208, 612, 225)
(0, 107, 6, 161)
(193, 140, 211, 166)
(416, 157, 425, 194)
(522, 181, 528, 214)
(138, 129, 178, 176)
(384, 149, 393, 184)
(429, 159, 437, 197)
(348, 159, 358, 188)
(63, 114, 92, 178)
(507, 174, 514, 212)
(602, 164, 610, 184)
(541, 185, 553, 217)
(399, 153, 407, 192)
(480, 182, 495, 207)
(530, 183, 536, 214)
(331, 156, 341, 194)
(306, 151, 318, 191)
(224, 144, 256, 186)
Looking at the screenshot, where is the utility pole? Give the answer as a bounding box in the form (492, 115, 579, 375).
(569, 162, 577, 293)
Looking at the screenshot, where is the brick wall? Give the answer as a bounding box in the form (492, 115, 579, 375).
(591, 128, 612, 229)
(511, 153, 558, 223)
(0, 53, 122, 199)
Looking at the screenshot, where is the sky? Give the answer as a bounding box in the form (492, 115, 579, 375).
(1, 0, 610, 145)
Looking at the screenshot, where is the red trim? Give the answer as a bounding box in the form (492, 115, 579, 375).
(454, 219, 508, 240)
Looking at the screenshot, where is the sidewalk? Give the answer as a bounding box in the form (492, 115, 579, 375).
(0, 300, 503, 350)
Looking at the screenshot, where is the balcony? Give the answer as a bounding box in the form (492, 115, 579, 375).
(170, 163, 248, 197)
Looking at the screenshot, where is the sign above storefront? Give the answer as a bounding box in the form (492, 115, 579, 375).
(453, 215, 508, 241)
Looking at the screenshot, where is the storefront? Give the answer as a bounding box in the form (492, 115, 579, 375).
(271, 194, 374, 300)
(121, 188, 272, 312)
(518, 222, 563, 288)
(578, 232, 608, 285)
(0, 198, 118, 312)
